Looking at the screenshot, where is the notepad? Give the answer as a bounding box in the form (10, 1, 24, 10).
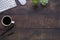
(0, 0, 17, 13)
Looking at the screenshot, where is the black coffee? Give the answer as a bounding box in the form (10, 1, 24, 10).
(3, 17, 11, 25)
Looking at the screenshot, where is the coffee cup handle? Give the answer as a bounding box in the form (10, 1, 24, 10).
(11, 21, 15, 24)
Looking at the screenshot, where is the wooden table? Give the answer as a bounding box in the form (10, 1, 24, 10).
(0, 0, 60, 40)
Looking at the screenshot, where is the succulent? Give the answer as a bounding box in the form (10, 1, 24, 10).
(32, 0, 39, 6)
(40, 0, 48, 6)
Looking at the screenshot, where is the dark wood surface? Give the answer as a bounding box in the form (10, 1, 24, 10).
(0, 0, 60, 40)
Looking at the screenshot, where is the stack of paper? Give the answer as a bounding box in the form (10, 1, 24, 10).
(0, 0, 17, 13)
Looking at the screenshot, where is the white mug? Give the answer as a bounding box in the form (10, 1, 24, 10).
(1, 15, 15, 26)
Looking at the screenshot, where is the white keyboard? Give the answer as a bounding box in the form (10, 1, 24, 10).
(0, 0, 17, 13)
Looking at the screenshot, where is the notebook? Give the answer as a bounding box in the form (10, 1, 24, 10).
(0, 0, 17, 13)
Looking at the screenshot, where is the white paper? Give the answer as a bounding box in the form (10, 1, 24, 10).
(0, 0, 17, 13)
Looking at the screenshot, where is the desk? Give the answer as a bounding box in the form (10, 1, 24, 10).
(0, 0, 60, 40)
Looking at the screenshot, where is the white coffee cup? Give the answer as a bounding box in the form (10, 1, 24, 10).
(1, 15, 15, 26)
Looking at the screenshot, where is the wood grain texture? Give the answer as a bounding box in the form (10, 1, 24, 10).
(0, 0, 60, 40)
